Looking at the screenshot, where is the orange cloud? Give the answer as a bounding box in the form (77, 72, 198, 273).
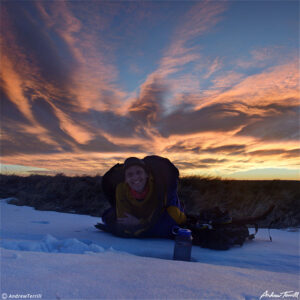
(212, 71, 245, 89)
(1, 1, 299, 179)
(216, 61, 299, 104)
(1, 54, 35, 123)
(36, 1, 126, 113)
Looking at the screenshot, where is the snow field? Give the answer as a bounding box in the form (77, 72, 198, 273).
(1, 198, 299, 300)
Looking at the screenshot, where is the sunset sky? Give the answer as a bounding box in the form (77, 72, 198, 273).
(1, 0, 299, 180)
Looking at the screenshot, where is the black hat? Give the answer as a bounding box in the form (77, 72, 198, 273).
(123, 157, 148, 173)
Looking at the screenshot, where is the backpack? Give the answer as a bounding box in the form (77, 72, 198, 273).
(185, 207, 261, 250)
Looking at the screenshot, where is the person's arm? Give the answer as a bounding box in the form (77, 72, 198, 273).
(117, 213, 140, 227)
(114, 183, 150, 236)
(165, 181, 186, 225)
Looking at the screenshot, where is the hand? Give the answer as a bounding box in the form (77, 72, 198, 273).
(117, 213, 140, 227)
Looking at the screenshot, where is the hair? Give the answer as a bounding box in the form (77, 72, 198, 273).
(123, 157, 149, 174)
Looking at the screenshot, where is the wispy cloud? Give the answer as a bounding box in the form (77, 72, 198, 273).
(133, 0, 228, 110)
(211, 60, 299, 106)
(158, 102, 250, 137)
(236, 103, 299, 141)
(1, 1, 299, 178)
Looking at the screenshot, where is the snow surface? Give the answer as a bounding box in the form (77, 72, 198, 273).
(0, 198, 299, 300)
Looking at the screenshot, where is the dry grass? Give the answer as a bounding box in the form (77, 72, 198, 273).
(0, 174, 110, 216)
(1, 174, 299, 228)
(179, 176, 300, 228)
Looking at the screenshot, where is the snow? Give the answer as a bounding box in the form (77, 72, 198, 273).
(1, 198, 299, 300)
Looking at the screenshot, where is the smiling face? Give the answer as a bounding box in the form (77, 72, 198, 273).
(125, 165, 148, 192)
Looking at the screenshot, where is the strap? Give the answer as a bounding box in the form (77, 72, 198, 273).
(267, 217, 280, 242)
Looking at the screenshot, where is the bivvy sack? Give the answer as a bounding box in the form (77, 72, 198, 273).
(98, 155, 180, 237)
(101, 155, 179, 208)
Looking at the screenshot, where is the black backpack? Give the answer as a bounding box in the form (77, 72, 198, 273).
(185, 207, 264, 250)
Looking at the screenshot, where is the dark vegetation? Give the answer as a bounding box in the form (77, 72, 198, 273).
(178, 176, 300, 228)
(0, 174, 299, 228)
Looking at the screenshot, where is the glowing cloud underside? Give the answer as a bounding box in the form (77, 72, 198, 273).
(1, 1, 299, 179)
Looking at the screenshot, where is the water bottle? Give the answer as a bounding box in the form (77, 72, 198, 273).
(173, 227, 192, 261)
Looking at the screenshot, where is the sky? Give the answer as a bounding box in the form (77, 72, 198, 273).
(0, 0, 299, 180)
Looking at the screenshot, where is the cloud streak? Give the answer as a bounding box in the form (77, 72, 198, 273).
(1, 1, 299, 179)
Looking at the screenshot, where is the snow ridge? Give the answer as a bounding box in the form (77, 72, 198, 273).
(1, 234, 105, 254)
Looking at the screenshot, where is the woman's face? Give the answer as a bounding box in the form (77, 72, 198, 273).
(125, 165, 148, 192)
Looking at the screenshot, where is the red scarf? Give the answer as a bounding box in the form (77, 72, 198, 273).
(129, 184, 149, 200)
